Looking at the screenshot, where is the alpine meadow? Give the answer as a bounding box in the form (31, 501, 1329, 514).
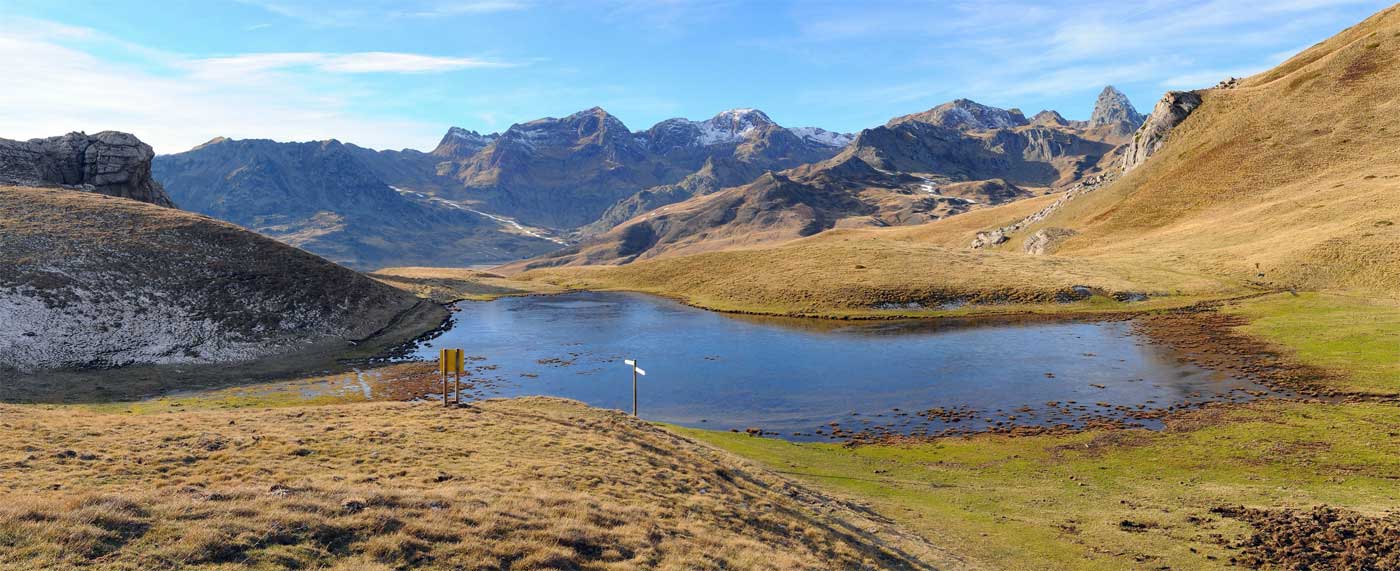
(0, 2, 1397, 570)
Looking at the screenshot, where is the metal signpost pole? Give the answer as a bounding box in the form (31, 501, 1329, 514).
(624, 359, 646, 417)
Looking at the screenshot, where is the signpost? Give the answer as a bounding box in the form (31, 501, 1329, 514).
(439, 348, 465, 406)
(624, 358, 646, 416)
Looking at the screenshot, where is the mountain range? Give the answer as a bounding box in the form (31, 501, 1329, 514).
(515, 88, 1140, 267)
(153, 108, 855, 269)
(151, 88, 1142, 271)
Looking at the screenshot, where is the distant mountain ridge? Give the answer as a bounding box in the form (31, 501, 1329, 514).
(423, 107, 853, 229)
(153, 138, 560, 270)
(153, 93, 1138, 270)
(513, 87, 1137, 268)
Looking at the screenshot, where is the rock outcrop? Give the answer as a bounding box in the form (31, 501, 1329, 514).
(971, 172, 1116, 249)
(1023, 227, 1078, 254)
(1122, 91, 1204, 172)
(0, 131, 175, 207)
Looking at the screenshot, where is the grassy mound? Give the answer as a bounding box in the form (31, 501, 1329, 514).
(0, 398, 948, 570)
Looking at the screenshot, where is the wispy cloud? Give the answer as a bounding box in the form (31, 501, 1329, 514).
(238, 0, 528, 27)
(786, 0, 1386, 115)
(188, 52, 514, 80)
(0, 18, 512, 152)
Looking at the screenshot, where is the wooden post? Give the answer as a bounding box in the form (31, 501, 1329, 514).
(454, 371, 461, 405)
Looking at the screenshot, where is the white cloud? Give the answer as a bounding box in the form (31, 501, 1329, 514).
(238, 0, 528, 27)
(0, 20, 505, 153)
(187, 52, 512, 80)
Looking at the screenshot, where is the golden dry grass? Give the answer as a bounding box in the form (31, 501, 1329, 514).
(0, 398, 949, 570)
(518, 236, 1237, 317)
(1034, 5, 1400, 295)
(370, 267, 565, 303)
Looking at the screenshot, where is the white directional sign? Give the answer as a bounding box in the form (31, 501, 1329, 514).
(625, 358, 646, 417)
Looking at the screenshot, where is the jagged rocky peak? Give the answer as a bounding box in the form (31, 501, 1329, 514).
(497, 106, 637, 151)
(703, 108, 776, 140)
(565, 106, 632, 134)
(432, 126, 498, 157)
(647, 108, 778, 149)
(1031, 110, 1070, 126)
(1089, 86, 1145, 135)
(891, 98, 1030, 131)
(0, 131, 175, 207)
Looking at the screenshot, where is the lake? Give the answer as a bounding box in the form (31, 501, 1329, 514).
(410, 292, 1275, 441)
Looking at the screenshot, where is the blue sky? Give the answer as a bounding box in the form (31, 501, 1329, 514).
(1, 0, 1390, 153)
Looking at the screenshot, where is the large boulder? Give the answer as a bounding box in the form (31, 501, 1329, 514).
(1121, 91, 1204, 173)
(0, 131, 175, 207)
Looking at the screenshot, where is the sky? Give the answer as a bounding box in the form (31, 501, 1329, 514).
(1, 0, 1391, 154)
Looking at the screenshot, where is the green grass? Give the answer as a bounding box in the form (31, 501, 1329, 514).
(678, 401, 1400, 570)
(1225, 292, 1400, 394)
(675, 292, 1400, 569)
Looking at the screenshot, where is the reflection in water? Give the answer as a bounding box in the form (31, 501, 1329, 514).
(407, 292, 1274, 441)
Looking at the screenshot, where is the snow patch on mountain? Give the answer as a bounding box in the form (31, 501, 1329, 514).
(791, 127, 855, 148)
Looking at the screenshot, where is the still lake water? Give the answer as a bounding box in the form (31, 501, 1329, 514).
(412, 292, 1272, 440)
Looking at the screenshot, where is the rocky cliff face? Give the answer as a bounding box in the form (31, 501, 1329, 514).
(1121, 91, 1204, 172)
(1088, 86, 1146, 137)
(0, 131, 175, 207)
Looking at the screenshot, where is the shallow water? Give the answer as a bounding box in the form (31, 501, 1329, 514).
(409, 292, 1275, 441)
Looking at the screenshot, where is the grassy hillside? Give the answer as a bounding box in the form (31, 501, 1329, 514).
(512, 195, 1240, 317)
(509, 6, 1400, 316)
(0, 397, 954, 570)
(1033, 4, 1400, 294)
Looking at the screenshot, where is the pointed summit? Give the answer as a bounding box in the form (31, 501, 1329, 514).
(1088, 86, 1145, 136)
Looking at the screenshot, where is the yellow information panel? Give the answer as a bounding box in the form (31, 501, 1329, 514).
(439, 348, 465, 374)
